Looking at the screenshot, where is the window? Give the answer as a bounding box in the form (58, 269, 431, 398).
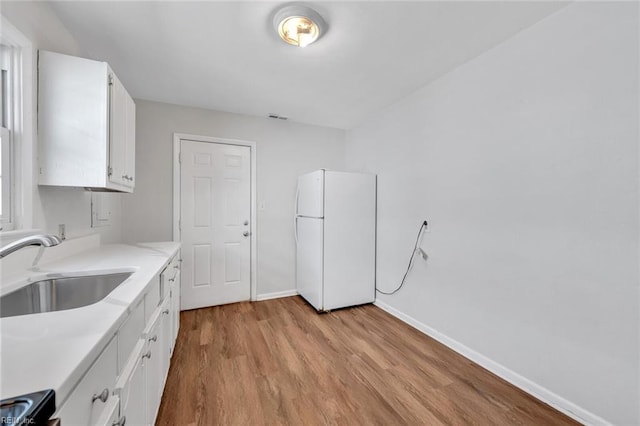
(1, 17, 34, 231)
(0, 44, 13, 230)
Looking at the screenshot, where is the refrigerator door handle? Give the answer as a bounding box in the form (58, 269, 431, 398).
(294, 186, 300, 246)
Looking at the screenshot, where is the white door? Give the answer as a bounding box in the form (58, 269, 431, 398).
(296, 216, 324, 310)
(180, 140, 251, 309)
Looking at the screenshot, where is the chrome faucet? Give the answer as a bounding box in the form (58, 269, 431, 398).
(0, 234, 63, 258)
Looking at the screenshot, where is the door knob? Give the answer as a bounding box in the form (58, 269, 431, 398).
(243, 231, 250, 237)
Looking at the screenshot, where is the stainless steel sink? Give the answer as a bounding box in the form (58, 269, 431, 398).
(0, 389, 55, 425)
(0, 272, 132, 318)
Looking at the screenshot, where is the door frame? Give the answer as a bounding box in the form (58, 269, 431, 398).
(172, 132, 258, 302)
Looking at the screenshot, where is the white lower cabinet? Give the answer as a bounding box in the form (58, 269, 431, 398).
(56, 253, 181, 426)
(115, 340, 147, 426)
(170, 269, 181, 351)
(145, 298, 172, 425)
(55, 336, 118, 425)
(117, 298, 145, 376)
(144, 309, 162, 425)
(160, 299, 172, 381)
(162, 253, 181, 357)
(95, 396, 123, 426)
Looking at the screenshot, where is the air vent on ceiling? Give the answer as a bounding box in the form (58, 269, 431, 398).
(268, 113, 288, 120)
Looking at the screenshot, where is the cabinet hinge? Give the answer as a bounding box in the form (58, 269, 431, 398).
(108, 166, 113, 177)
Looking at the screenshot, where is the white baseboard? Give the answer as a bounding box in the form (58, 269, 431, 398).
(256, 289, 298, 302)
(373, 300, 610, 426)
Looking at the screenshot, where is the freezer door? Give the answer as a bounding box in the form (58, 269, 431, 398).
(296, 170, 324, 218)
(323, 171, 376, 310)
(296, 217, 324, 310)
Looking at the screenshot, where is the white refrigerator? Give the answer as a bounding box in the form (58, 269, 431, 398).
(295, 170, 376, 311)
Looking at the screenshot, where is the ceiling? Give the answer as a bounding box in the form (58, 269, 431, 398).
(49, 1, 568, 129)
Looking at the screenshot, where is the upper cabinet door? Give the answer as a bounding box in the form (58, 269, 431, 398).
(38, 51, 135, 192)
(108, 72, 135, 189)
(296, 170, 324, 218)
(109, 72, 128, 187)
(125, 94, 136, 188)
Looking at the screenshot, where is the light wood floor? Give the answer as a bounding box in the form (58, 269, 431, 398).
(156, 296, 578, 425)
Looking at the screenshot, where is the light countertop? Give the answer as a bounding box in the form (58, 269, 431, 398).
(0, 241, 180, 406)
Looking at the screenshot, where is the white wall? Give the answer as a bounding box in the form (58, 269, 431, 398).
(346, 3, 638, 425)
(122, 100, 345, 297)
(1, 2, 123, 242)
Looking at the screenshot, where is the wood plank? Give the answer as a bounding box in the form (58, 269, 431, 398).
(156, 296, 579, 425)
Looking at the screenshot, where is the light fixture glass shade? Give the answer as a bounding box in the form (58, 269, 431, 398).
(278, 16, 319, 47)
(273, 5, 326, 47)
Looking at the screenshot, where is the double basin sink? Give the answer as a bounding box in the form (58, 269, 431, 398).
(0, 272, 132, 318)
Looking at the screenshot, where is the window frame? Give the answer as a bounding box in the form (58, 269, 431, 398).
(0, 44, 15, 230)
(1, 126, 12, 229)
(0, 16, 34, 231)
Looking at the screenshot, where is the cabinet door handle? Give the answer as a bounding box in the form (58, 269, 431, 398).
(113, 415, 126, 426)
(142, 350, 152, 359)
(168, 277, 175, 282)
(91, 388, 109, 403)
(148, 334, 157, 342)
(173, 265, 179, 270)
(162, 309, 170, 315)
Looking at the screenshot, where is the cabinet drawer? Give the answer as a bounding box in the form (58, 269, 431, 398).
(144, 276, 161, 324)
(117, 297, 144, 375)
(56, 336, 118, 426)
(170, 271, 181, 349)
(94, 395, 120, 426)
(144, 306, 166, 426)
(159, 268, 169, 304)
(160, 255, 180, 303)
(115, 340, 147, 426)
(168, 254, 180, 274)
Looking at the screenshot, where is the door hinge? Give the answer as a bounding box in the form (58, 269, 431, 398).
(178, 219, 181, 231)
(108, 74, 113, 86)
(178, 152, 181, 163)
(108, 166, 113, 177)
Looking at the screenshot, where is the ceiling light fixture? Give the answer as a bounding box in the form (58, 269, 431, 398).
(273, 4, 326, 47)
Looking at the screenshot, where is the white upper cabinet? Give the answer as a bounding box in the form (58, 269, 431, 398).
(38, 50, 136, 192)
